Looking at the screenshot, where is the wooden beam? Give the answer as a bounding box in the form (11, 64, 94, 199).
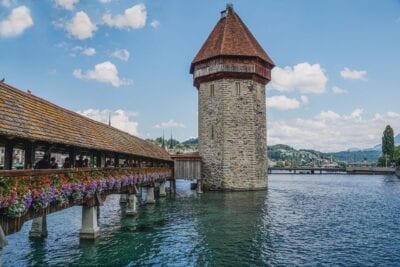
(128, 156, 133, 167)
(4, 143, 13, 170)
(96, 151, 105, 168)
(69, 149, 76, 168)
(24, 143, 35, 169)
(115, 154, 120, 167)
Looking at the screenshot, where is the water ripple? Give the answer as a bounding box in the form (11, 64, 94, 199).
(3, 174, 400, 266)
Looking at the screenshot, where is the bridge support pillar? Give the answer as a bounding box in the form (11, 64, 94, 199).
(159, 181, 167, 197)
(29, 215, 48, 238)
(146, 187, 155, 204)
(196, 179, 203, 194)
(126, 194, 138, 216)
(0, 224, 7, 266)
(80, 206, 100, 240)
(120, 194, 127, 204)
(170, 180, 176, 194)
(136, 187, 142, 201)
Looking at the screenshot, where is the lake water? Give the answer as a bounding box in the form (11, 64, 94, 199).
(3, 174, 400, 266)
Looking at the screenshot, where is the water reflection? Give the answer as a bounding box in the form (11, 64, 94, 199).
(28, 239, 46, 266)
(194, 191, 268, 266)
(3, 175, 400, 266)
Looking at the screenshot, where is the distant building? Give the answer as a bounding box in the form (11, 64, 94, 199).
(322, 162, 339, 168)
(190, 5, 274, 190)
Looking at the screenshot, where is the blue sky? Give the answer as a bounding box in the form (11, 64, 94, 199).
(1, 0, 399, 152)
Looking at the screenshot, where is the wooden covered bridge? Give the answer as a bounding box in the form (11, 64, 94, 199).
(0, 82, 178, 250)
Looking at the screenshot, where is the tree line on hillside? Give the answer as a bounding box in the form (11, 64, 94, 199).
(378, 125, 400, 167)
(267, 144, 345, 167)
(146, 137, 198, 154)
(147, 129, 400, 167)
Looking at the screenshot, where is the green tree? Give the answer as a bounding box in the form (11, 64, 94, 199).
(276, 161, 285, 167)
(382, 125, 395, 159)
(393, 146, 400, 166)
(377, 155, 389, 167)
(174, 143, 184, 154)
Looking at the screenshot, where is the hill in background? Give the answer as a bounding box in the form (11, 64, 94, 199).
(148, 134, 400, 164)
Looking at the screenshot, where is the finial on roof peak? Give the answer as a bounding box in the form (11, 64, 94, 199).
(221, 3, 233, 18)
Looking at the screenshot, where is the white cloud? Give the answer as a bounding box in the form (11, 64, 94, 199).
(60, 45, 96, 57)
(78, 109, 139, 135)
(103, 3, 147, 29)
(269, 62, 328, 94)
(150, 19, 160, 28)
(1, 0, 11, 7)
(66, 11, 97, 40)
(0, 6, 33, 38)
(267, 95, 300, 110)
(73, 61, 131, 87)
(99, 0, 111, 3)
(332, 86, 347, 94)
(154, 119, 185, 129)
(386, 111, 400, 119)
(350, 108, 363, 118)
(268, 108, 400, 152)
(82, 47, 96, 56)
(54, 0, 79, 11)
(300, 95, 309, 105)
(340, 67, 367, 80)
(112, 49, 130, 61)
(315, 110, 341, 120)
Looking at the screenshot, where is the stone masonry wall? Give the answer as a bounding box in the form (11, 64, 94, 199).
(198, 78, 268, 190)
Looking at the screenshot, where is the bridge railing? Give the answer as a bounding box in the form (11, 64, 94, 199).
(0, 167, 173, 220)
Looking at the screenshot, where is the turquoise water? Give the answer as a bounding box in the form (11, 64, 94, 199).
(3, 175, 400, 266)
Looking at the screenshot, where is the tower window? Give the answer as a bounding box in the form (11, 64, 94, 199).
(210, 84, 215, 97)
(211, 125, 214, 140)
(235, 82, 240, 96)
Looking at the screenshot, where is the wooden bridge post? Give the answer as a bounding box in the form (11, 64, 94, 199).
(126, 186, 138, 217)
(120, 194, 127, 203)
(29, 215, 48, 238)
(24, 143, 35, 169)
(96, 152, 105, 168)
(115, 154, 120, 167)
(159, 181, 167, 197)
(169, 180, 176, 194)
(170, 166, 176, 194)
(0, 224, 7, 266)
(80, 206, 100, 240)
(146, 186, 156, 204)
(196, 179, 203, 194)
(128, 157, 133, 167)
(69, 149, 76, 168)
(3, 143, 13, 170)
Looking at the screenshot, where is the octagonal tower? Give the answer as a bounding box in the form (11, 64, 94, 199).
(190, 4, 274, 191)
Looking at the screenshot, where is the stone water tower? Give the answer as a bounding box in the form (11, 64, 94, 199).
(190, 4, 274, 191)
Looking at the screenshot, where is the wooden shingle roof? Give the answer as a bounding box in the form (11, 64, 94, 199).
(191, 5, 274, 71)
(0, 83, 172, 162)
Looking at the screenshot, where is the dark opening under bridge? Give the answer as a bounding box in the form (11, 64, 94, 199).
(0, 83, 176, 252)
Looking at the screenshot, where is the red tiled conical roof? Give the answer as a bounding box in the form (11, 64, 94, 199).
(191, 5, 274, 71)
